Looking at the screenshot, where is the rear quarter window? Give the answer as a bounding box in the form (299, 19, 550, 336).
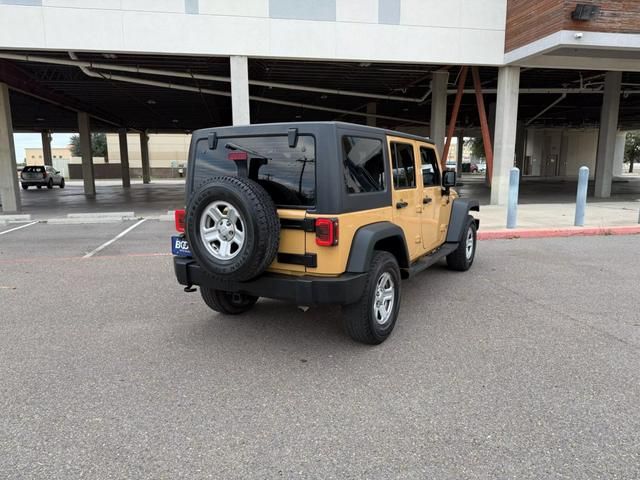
(342, 136, 385, 194)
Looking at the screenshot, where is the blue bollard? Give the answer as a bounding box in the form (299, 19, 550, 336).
(506, 167, 520, 229)
(575, 166, 589, 227)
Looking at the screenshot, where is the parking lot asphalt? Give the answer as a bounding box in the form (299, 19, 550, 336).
(1, 224, 639, 479)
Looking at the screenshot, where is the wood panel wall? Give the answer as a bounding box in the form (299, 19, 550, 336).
(506, 0, 640, 52)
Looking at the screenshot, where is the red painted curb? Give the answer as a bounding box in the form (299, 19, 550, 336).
(478, 225, 640, 240)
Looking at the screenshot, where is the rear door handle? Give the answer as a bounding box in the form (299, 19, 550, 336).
(423, 196, 432, 205)
(396, 201, 408, 209)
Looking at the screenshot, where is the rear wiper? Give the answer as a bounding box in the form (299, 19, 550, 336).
(225, 142, 269, 161)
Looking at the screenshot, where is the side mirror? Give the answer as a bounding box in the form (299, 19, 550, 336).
(442, 170, 457, 189)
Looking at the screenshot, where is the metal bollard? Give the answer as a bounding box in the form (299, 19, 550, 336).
(575, 166, 589, 227)
(506, 167, 520, 229)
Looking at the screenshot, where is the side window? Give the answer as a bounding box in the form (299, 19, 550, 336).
(390, 142, 416, 189)
(342, 136, 385, 194)
(420, 146, 440, 187)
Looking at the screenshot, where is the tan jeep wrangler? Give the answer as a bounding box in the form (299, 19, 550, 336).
(173, 122, 479, 344)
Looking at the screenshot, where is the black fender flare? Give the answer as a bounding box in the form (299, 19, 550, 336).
(446, 198, 480, 243)
(346, 222, 410, 273)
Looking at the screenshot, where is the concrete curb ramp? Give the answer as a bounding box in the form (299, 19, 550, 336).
(47, 212, 139, 224)
(0, 214, 32, 225)
(479, 225, 640, 240)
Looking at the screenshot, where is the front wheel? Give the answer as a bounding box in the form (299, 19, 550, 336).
(21, 184, 28, 190)
(446, 216, 477, 271)
(200, 287, 258, 315)
(59, 178, 65, 188)
(342, 251, 401, 345)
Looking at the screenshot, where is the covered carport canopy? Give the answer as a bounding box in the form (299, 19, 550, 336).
(2, 51, 640, 131)
(1, 50, 640, 212)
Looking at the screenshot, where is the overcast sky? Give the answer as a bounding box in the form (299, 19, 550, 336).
(13, 133, 73, 164)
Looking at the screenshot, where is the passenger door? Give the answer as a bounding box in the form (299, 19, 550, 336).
(388, 137, 423, 261)
(419, 145, 444, 251)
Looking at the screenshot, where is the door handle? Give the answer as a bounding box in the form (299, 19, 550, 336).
(396, 201, 408, 209)
(423, 196, 432, 205)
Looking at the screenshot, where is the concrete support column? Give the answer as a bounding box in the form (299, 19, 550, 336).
(230, 55, 250, 125)
(613, 131, 626, 176)
(491, 66, 520, 206)
(0, 83, 20, 212)
(595, 71, 622, 198)
(456, 134, 464, 174)
(78, 112, 95, 197)
(366, 102, 377, 127)
(119, 129, 131, 188)
(42, 130, 52, 166)
(140, 132, 151, 184)
(430, 71, 448, 157)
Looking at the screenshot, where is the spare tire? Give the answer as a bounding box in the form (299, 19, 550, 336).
(185, 176, 280, 282)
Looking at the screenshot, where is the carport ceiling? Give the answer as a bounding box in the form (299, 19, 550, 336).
(1, 50, 639, 132)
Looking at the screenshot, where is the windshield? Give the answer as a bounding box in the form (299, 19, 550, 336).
(193, 135, 316, 208)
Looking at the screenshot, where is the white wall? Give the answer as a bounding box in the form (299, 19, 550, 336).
(0, 0, 507, 65)
(106, 133, 191, 168)
(526, 127, 598, 179)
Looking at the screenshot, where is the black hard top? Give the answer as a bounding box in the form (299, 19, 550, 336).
(193, 121, 435, 146)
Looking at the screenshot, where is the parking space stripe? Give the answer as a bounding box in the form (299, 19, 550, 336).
(0, 221, 38, 236)
(83, 219, 148, 258)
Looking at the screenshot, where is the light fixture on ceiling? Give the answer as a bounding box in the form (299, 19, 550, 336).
(147, 99, 156, 105)
(36, 117, 45, 121)
(320, 94, 328, 100)
(102, 53, 118, 59)
(172, 119, 179, 123)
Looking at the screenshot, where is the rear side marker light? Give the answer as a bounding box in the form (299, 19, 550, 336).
(175, 209, 186, 233)
(315, 218, 338, 246)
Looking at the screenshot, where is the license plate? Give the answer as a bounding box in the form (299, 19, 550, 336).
(171, 236, 191, 257)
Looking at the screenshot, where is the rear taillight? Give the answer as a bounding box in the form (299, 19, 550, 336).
(315, 218, 338, 246)
(175, 209, 186, 233)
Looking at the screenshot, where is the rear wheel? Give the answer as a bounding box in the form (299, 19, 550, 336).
(200, 287, 258, 315)
(47, 179, 53, 189)
(446, 216, 477, 271)
(37, 185, 42, 189)
(342, 251, 401, 345)
(21, 184, 28, 190)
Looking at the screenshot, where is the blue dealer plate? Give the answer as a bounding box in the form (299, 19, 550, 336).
(171, 236, 191, 257)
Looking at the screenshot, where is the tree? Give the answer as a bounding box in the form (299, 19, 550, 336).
(69, 133, 109, 161)
(464, 137, 485, 161)
(624, 131, 640, 174)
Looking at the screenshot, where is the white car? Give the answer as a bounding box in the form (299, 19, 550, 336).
(20, 165, 65, 189)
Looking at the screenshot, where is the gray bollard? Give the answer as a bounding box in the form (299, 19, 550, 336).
(575, 166, 589, 227)
(506, 167, 520, 229)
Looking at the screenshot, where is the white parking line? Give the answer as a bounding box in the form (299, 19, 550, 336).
(82, 218, 148, 258)
(0, 221, 38, 236)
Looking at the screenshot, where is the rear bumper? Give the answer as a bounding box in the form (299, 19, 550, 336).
(174, 256, 367, 305)
(21, 180, 47, 185)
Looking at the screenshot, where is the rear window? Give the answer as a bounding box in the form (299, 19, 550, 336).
(193, 135, 316, 208)
(23, 166, 45, 172)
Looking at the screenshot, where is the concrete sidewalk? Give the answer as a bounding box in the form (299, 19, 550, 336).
(479, 201, 640, 230)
